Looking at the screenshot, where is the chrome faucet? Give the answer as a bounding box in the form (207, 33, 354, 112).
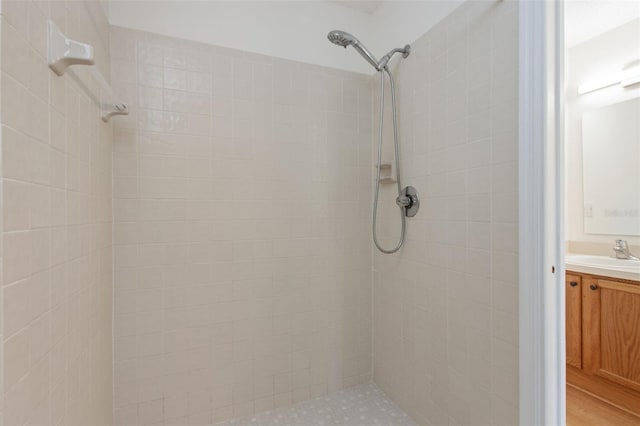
(612, 239, 640, 260)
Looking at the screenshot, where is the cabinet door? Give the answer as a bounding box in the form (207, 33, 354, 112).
(583, 278, 640, 392)
(566, 274, 582, 368)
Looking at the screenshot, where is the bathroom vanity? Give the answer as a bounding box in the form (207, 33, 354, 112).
(565, 255, 640, 417)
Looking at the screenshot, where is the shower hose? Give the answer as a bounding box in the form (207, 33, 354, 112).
(372, 66, 405, 254)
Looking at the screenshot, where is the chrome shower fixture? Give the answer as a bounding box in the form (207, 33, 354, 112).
(377, 46, 411, 69)
(327, 30, 410, 71)
(327, 29, 418, 254)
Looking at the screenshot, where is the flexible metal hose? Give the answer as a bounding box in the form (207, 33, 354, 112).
(372, 67, 405, 254)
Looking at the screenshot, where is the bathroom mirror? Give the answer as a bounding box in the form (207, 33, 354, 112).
(582, 97, 640, 236)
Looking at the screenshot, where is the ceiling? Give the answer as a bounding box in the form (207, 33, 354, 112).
(328, 0, 383, 15)
(565, 0, 640, 47)
(327, 0, 640, 45)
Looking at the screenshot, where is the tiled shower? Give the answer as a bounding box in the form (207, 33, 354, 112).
(110, 26, 374, 425)
(0, 1, 519, 425)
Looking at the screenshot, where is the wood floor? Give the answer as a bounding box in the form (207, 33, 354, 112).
(567, 385, 640, 426)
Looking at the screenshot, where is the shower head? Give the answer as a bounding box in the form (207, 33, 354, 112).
(327, 30, 357, 48)
(327, 30, 381, 70)
(327, 30, 410, 71)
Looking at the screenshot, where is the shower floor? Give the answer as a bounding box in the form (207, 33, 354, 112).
(216, 383, 417, 426)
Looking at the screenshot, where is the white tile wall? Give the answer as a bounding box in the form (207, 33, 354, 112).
(110, 27, 373, 426)
(0, 1, 113, 425)
(372, 1, 520, 425)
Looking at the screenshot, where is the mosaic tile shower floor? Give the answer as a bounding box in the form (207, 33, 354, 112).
(216, 383, 417, 426)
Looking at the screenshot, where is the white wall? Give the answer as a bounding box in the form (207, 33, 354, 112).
(565, 0, 640, 48)
(1, 1, 114, 424)
(368, 0, 462, 58)
(110, 25, 374, 425)
(109, 1, 374, 74)
(373, 1, 520, 424)
(565, 18, 640, 252)
(108, 1, 462, 75)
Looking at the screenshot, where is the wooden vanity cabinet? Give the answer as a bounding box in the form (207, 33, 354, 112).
(566, 271, 640, 417)
(565, 274, 582, 369)
(582, 278, 640, 391)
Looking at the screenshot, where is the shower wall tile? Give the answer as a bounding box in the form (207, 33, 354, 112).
(110, 26, 373, 426)
(0, 1, 113, 425)
(372, 1, 519, 425)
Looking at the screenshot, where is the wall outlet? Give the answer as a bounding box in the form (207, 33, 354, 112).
(584, 204, 593, 218)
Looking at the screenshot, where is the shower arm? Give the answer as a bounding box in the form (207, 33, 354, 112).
(377, 46, 411, 70)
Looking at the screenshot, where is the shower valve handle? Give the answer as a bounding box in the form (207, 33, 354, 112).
(396, 195, 412, 208)
(396, 186, 420, 218)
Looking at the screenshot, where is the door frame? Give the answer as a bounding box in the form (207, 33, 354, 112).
(518, 1, 566, 425)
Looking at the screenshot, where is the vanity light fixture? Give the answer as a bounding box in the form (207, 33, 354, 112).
(578, 65, 640, 94)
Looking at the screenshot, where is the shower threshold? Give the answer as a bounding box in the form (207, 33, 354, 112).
(215, 383, 417, 426)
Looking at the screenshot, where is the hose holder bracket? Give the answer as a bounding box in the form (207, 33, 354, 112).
(396, 186, 420, 217)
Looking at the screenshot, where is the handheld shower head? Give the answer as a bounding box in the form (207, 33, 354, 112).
(327, 30, 411, 71)
(327, 30, 380, 70)
(327, 30, 356, 48)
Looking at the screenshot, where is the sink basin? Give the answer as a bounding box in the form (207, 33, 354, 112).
(568, 254, 640, 270)
(566, 253, 640, 281)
